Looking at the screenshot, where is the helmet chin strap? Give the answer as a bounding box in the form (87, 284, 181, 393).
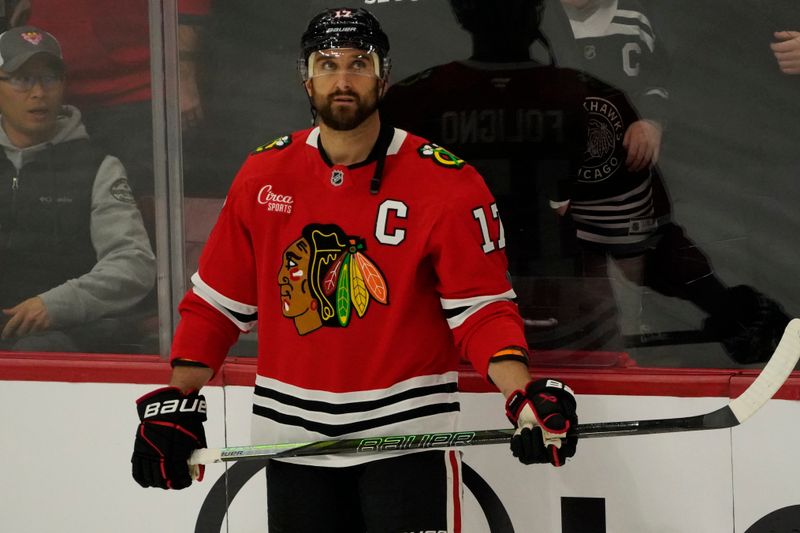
(305, 93, 318, 127)
(369, 150, 386, 195)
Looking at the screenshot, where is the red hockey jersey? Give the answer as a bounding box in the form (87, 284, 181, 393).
(171, 126, 526, 465)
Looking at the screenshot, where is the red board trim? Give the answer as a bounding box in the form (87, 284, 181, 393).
(1, 351, 799, 400)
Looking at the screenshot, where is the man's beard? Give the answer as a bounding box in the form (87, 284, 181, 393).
(313, 88, 379, 131)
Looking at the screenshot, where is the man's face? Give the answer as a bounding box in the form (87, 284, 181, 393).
(0, 54, 64, 148)
(304, 48, 383, 131)
(277, 237, 314, 318)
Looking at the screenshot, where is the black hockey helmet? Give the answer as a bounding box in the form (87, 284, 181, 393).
(299, 7, 391, 81)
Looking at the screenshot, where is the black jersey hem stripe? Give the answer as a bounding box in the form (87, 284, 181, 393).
(572, 217, 654, 230)
(574, 224, 643, 237)
(570, 180, 653, 206)
(254, 382, 458, 414)
(571, 203, 653, 216)
(571, 209, 654, 222)
(252, 402, 461, 437)
(572, 203, 654, 222)
(572, 216, 654, 227)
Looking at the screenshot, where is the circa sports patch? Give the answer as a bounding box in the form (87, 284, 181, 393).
(252, 135, 292, 155)
(109, 178, 136, 204)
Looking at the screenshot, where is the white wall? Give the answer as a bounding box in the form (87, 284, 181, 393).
(1, 381, 798, 532)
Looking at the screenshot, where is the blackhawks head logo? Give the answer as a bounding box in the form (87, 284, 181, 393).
(278, 223, 389, 335)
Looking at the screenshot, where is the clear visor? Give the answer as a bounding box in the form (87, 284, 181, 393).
(302, 48, 382, 80)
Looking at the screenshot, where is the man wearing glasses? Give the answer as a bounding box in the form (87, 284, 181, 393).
(0, 26, 155, 352)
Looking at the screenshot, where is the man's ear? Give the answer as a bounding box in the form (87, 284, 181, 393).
(304, 79, 313, 98)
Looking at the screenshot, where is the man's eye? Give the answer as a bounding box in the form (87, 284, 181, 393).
(320, 61, 337, 71)
(287, 259, 297, 268)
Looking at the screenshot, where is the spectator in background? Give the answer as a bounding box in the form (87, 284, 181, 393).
(0, 26, 156, 352)
(771, 30, 800, 74)
(556, 0, 669, 172)
(545, 0, 672, 288)
(381, 0, 630, 352)
(384, 0, 790, 364)
(547, 0, 791, 363)
(10, 0, 209, 196)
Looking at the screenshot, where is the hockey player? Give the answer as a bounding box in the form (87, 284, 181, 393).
(558, 0, 669, 172)
(131, 7, 578, 532)
(548, 0, 670, 265)
(380, 0, 631, 351)
(382, 0, 789, 363)
(538, 0, 672, 290)
(549, 0, 791, 362)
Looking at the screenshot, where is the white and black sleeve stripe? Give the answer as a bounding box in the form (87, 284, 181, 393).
(440, 289, 517, 329)
(191, 272, 258, 331)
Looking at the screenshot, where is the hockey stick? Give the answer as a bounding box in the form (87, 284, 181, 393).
(623, 328, 719, 348)
(189, 318, 799, 466)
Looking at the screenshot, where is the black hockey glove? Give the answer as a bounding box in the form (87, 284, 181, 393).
(132, 387, 207, 490)
(505, 379, 577, 466)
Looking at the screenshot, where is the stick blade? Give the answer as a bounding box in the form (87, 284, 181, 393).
(728, 318, 800, 424)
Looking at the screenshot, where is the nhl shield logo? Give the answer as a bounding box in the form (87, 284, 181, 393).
(330, 169, 344, 187)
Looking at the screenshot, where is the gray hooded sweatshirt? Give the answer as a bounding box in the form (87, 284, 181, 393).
(0, 105, 156, 328)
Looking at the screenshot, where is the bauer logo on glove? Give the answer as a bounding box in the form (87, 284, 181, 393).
(142, 395, 207, 419)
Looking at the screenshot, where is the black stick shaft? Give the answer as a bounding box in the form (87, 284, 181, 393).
(209, 414, 723, 463)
